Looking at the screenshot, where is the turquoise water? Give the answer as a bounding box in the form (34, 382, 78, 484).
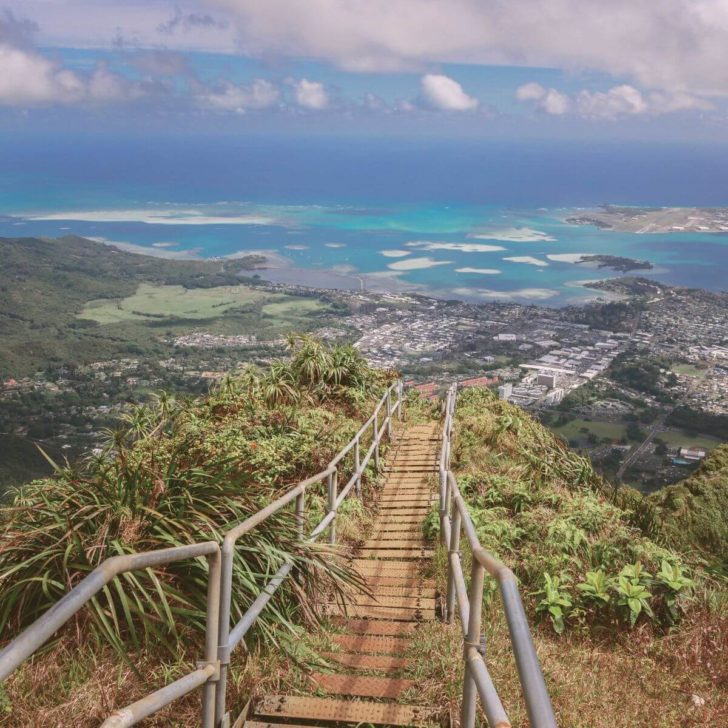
(2, 199, 726, 305)
(1, 136, 726, 305)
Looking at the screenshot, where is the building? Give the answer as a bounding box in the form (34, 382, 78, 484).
(498, 383, 513, 400)
(679, 447, 707, 461)
(537, 373, 557, 388)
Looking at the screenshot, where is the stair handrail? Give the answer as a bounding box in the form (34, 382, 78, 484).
(0, 380, 403, 728)
(439, 383, 557, 728)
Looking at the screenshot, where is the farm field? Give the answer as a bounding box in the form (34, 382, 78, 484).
(552, 417, 628, 444)
(657, 428, 722, 451)
(79, 283, 267, 324)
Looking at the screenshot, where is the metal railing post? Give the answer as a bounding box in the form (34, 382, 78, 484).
(295, 492, 305, 540)
(461, 561, 486, 728)
(446, 503, 461, 624)
(215, 545, 234, 725)
(386, 389, 393, 438)
(202, 551, 222, 728)
(374, 412, 380, 470)
(354, 435, 361, 496)
(328, 470, 338, 544)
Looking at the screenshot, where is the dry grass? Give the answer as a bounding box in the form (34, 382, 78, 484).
(407, 545, 728, 728)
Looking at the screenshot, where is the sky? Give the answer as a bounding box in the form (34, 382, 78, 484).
(1, 1, 728, 141)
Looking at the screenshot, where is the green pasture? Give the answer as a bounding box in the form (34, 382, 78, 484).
(79, 283, 268, 324)
(552, 418, 627, 443)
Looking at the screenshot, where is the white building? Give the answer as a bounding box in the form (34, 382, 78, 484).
(498, 383, 513, 400)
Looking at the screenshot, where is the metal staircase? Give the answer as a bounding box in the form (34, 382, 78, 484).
(245, 422, 442, 728)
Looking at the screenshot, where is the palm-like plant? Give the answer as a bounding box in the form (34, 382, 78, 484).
(0, 344, 387, 656)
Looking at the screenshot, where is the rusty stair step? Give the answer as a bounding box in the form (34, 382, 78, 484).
(368, 531, 425, 540)
(351, 559, 422, 574)
(370, 585, 436, 598)
(321, 652, 411, 671)
(364, 531, 426, 549)
(254, 696, 439, 727)
(362, 541, 427, 550)
(331, 634, 409, 653)
(310, 673, 415, 699)
(324, 603, 433, 621)
(332, 618, 420, 635)
(364, 575, 433, 588)
(356, 548, 433, 559)
(370, 523, 424, 533)
(330, 595, 436, 610)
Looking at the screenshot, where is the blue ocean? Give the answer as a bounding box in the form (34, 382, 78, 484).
(1, 135, 727, 305)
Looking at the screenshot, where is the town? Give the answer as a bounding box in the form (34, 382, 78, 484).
(2, 276, 726, 494)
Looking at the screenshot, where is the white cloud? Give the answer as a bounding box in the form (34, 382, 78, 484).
(293, 78, 328, 109)
(516, 82, 546, 102)
(518, 82, 713, 119)
(0, 11, 151, 107)
(516, 83, 570, 115)
(0, 43, 84, 106)
(420, 74, 478, 111)
(577, 85, 647, 118)
(209, 1, 728, 96)
(201, 78, 280, 112)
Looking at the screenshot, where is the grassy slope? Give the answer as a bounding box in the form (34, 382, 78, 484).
(0, 340, 391, 725)
(648, 445, 728, 572)
(415, 388, 727, 727)
(0, 235, 261, 377)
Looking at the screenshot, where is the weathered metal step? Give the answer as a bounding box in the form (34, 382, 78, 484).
(377, 503, 433, 512)
(254, 696, 439, 727)
(356, 548, 433, 559)
(368, 531, 425, 541)
(379, 485, 435, 500)
(365, 575, 433, 589)
(371, 523, 424, 533)
(332, 618, 420, 635)
(352, 559, 421, 574)
(321, 652, 411, 671)
(331, 595, 436, 610)
(310, 673, 415, 699)
(332, 634, 409, 653)
(377, 503, 431, 511)
(363, 539, 426, 549)
(324, 603, 433, 621)
(370, 585, 436, 599)
(379, 494, 434, 501)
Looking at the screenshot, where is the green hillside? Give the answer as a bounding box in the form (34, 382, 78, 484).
(648, 444, 728, 572)
(0, 235, 263, 377)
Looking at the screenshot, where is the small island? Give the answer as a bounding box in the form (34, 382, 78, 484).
(576, 254, 653, 273)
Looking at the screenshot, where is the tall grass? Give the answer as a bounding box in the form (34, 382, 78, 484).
(0, 337, 393, 655)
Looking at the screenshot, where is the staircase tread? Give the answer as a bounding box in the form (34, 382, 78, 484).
(253, 696, 438, 727)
